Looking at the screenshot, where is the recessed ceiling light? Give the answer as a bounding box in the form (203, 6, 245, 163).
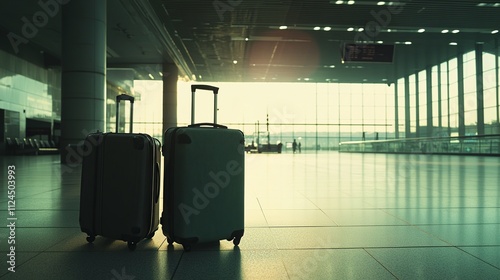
(452, 29, 460, 33)
(347, 27, 354, 31)
(387, 29, 392, 32)
(449, 42, 458, 45)
(477, 3, 487, 6)
(329, 65, 335, 68)
(314, 26, 321, 31)
(405, 41, 412, 45)
(347, 0, 355, 4)
(441, 29, 449, 33)
(279, 25, 288, 30)
(324, 26, 332, 31)
(245, 37, 249, 41)
(494, 3, 500, 7)
(358, 27, 364, 32)
(377, 40, 384, 44)
(148, 74, 154, 79)
(418, 28, 425, 33)
(377, 1, 386, 5)
(159, 72, 163, 77)
(492, 30, 499, 34)
(335, 0, 343, 4)
(233, 60, 238, 64)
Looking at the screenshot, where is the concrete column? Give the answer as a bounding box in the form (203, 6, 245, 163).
(60, 0, 106, 163)
(162, 63, 178, 141)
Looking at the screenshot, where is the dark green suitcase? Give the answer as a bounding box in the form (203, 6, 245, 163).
(161, 85, 244, 251)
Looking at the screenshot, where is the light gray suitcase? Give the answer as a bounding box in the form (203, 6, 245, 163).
(162, 84, 245, 251)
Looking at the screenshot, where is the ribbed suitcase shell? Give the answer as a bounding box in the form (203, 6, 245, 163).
(79, 133, 161, 249)
(162, 126, 244, 250)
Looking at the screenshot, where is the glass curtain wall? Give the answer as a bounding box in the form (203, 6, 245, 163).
(123, 41, 500, 149)
(463, 51, 477, 134)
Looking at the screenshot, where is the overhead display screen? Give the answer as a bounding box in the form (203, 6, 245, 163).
(342, 44, 395, 63)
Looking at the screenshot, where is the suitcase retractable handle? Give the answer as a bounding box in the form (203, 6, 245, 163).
(116, 94, 135, 133)
(191, 84, 219, 125)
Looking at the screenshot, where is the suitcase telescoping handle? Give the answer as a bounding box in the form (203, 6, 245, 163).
(190, 84, 219, 125)
(116, 94, 134, 133)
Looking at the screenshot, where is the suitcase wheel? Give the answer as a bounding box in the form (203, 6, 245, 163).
(127, 241, 137, 251)
(86, 235, 95, 243)
(167, 237, 174, 245)
(182, 243, 191, 252)
(233, 236, 241, 246)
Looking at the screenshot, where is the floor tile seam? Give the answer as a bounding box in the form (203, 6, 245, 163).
(296, 195, 342, 226)
(276, 245, 460, 251)
(378, 209, 500, 226)
(362, 248, 400, 279)
(455, 246, 500, 271)
(0, 209, 80, 212)
(9, 226, 80, 229)
(266, 224, 447, 229)
(255, 197, 281, 251)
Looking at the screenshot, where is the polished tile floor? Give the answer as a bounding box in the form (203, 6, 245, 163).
(1, 152, 500, 279)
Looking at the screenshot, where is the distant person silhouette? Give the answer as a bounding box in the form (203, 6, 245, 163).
(298, 142, 301, 153)
(292, 139, 297, 153)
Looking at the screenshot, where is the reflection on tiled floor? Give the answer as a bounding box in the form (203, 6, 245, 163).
(1, 152, 500, 279)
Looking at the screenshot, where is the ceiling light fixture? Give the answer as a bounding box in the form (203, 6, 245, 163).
(492, 30, 499, 34)
(449, 42, 458, 45)
(335, 0, 343, 4)
(324, 26, 332, 31)
(441, 29, 449, 33)
(148, 74, 154, 79)
(377, 1, 386, 5)
(358, 27, 364, 32)
(418, 28, 425, 33)
(404, 41, 412, 45)
(347, 27, 354, 31)
(347, 0, 355, 4)
(314, 26, 321, 30)
(279, 25, 288, 30)
(452, 29, 460, 33)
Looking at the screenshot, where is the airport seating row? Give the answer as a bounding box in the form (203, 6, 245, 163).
(5, 137, 59, 155)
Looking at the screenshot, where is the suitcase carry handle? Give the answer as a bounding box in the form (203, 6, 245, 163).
(116, 94, 135, 133)
(188, 123, 227, 129)
(191, 84, 219, 125)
